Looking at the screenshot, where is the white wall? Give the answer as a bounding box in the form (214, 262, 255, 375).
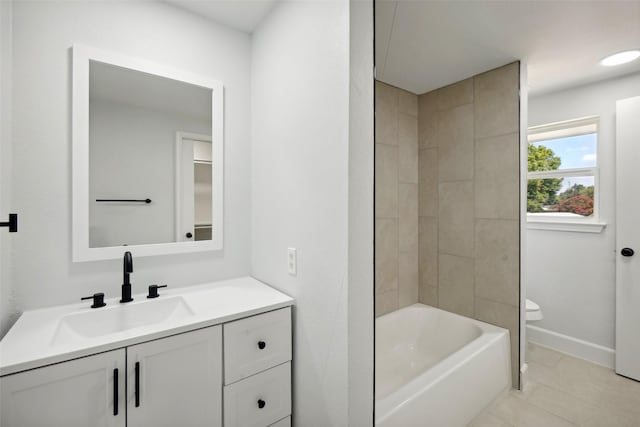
(7, 1, 251, 323)
(527, 72, 640, 350)
(6, 2, 375, 421)
(89, 99, 209, 247)
(0, 1, 17, 336)
(251, 1, 352, 425)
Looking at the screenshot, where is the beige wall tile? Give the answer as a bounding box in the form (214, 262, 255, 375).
(418, 91, 437, 149)
(376, 290, 398, 317)
(375, 218, 398, 294)
(376, 80, 396, 101)
(475, 133, 520, 219)
(436, 78, 474, 111)
(398, 89, 418, 116)
(398, 183, 418, 254)
(438, 254, 474, 317)
(375, 81, 398, 146)
(437, 104, 474, 182)
(419, 283, 438, 307)
(398, 113, 418, 184)
(475, 297, 520, 387)
(375, 143, 398, 218)
(438, 181, 474, 257)
(398, 251, 419, 308)
(418, 148, 438, 217)
(475, 219, 519, 306)
(474, 62, 519, 139)
(419, 216, 438, 290)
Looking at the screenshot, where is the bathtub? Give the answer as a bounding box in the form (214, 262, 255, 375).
(375, 303, 511, 427)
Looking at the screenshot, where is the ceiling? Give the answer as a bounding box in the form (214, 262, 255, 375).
(376, 1, 640, 95)
(164, 0, 277, 33)
(90, 61, 211, 121)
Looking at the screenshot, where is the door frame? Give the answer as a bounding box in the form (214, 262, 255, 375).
(175, 131, 213, 243)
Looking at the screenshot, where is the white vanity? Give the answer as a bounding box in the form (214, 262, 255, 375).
(0, 277, 294, 427)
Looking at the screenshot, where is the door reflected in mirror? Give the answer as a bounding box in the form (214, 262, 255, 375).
(176, 133, 213, 243)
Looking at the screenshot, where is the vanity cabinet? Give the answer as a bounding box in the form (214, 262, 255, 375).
(223, 308, 292, 427)
(0, 306, 292, 427)
(0, 349, 126, 427)
(127, 326, 222, 427)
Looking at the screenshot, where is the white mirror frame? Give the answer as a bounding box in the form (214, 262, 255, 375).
(72, 44, 224, 262)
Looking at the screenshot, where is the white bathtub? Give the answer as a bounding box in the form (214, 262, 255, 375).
(375, 303, 511, 427)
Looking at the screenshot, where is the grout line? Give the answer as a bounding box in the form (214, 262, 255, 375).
(474, 216, 520, 222)
(375, 141, 400, 147)
(437, 177, 474, 184)
(438, 251, 474, 260)
(474, 130, 520, 142)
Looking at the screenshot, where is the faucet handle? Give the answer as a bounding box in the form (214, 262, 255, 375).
(81, 293, 106, 308)
(147, 284, 167, 299)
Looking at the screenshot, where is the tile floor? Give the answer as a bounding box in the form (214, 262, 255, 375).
(469, 342, 640, 427)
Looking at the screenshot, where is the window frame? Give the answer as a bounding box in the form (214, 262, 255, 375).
(526, 116, 606, 233)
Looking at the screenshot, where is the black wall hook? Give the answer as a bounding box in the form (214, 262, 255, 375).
(0, 213, 17, 232)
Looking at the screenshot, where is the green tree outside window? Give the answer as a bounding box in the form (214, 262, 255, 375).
(527, 144, 562, 212)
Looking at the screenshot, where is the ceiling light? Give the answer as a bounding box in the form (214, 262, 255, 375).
(600, 50, 640, 66)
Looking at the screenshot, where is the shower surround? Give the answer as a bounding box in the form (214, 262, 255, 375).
(375, 62, 521, 387)
(375, 82, 419, 316)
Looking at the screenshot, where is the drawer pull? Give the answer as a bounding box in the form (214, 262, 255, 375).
(135, 361, 140, 407)
(258, 341, 266, 350)
(113, 368, 119, 416)
(258, 399, 266, 409)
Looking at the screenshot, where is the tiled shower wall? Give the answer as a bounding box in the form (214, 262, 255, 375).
(375, 82, 419, 316)
(418, 62, 521, 386)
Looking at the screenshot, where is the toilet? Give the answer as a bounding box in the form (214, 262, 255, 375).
(526, 299, 543, 322)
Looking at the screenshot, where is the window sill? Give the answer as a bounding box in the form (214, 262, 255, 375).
(526, 220, 607, 233)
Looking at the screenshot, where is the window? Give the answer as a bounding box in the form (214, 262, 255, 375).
(527, 116, 604, 232)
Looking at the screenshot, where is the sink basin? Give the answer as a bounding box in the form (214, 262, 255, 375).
(52, 296, 194, 345)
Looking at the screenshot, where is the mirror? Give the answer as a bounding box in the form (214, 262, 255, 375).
(72, 45, 223, 261)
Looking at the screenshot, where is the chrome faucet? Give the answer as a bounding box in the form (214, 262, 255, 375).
(120, 251, 134, 303)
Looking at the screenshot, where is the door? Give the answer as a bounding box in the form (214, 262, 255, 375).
(175, 133, 213, 242)
(127, 325, 223, 427)
(615, 95, 640, 381)
(0, 349, 125, 427)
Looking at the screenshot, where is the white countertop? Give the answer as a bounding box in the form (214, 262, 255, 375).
(0, 277, 293, 376)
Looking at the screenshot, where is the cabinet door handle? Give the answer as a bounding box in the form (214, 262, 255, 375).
(135, 361, 140, 407)
(258, 399, 266, 409)
(258, 341, 266, 350)
(113, 368, 119, 416)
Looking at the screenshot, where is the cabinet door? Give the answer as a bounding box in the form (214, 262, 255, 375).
(0, 349, 125, 427)
(127, 326, 222, 427)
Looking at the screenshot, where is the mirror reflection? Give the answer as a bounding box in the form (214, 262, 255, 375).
(88, 61, 213, 248)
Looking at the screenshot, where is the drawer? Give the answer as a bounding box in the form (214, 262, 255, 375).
(223, 362, 291, 427)
(269, 416, 290, 427)
(224, 307, 291, 384)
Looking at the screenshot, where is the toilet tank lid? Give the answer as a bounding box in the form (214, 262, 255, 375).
(526, 299, 540, 312)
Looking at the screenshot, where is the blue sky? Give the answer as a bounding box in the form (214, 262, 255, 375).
(532, 133, 597, 192)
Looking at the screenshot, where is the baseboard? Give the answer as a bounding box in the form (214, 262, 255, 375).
(526, 325, 615, 369)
